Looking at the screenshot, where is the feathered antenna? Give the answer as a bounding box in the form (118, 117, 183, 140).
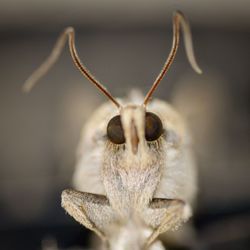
(22, 27, 121, 108)
(143, 11, 202, 106)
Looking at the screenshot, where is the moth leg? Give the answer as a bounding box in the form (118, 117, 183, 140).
(142, 198, 191, 248)
(61, 189, 116, 241)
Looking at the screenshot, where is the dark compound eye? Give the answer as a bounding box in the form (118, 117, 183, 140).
(145, 112, 163, 141)
(107, 115, 125, 144)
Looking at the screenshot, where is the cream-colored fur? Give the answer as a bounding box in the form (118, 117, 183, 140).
(73, 95, 197, 204)
(68, 93, 197, 250)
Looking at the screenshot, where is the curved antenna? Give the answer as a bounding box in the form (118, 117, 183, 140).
(143, 11, 202, 106)
(22, 27, 121, 108)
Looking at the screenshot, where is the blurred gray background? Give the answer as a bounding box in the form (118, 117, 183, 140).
(0, 0, 250, 249)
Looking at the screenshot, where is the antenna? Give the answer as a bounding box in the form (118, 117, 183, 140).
(143, 11, 202, 106)
(22, 27, 121, 108)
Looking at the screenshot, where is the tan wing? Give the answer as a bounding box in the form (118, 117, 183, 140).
(61, 189, 117, 240)
(142, 198, 191, 248)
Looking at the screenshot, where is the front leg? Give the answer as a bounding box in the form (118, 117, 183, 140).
(61, 189, 117, 241)
(142, 198, 192, 248)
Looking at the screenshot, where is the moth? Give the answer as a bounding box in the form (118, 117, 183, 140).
(23, 11, 202, 250)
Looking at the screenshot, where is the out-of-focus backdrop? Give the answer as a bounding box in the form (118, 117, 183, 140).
(0, 1, 250, 249)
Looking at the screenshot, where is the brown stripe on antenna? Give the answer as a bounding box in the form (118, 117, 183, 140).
(22, 27, 121, 108)
(143, 11, 202, 106)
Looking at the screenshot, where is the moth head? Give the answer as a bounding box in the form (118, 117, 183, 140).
(22, 12, 201, 156)
(106, 105, 164, 155)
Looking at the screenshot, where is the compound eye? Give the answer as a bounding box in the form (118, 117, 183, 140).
(145, 112, 163, 141)
(107, 115, 125, 144)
